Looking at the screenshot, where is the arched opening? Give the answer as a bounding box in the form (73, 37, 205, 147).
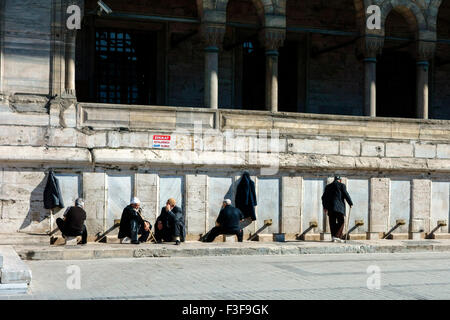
(432, 1, 450, 119)
(284, 0, 360, 115)
(225, 0, 265, 110)
(75, 0, 199, 106)
(377, 9, 417, 118)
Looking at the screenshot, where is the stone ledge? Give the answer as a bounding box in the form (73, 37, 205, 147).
(14, 240, 450, 261)
(0, 146, 92, 164)
(0, 283, 28, 295)
(0, 246, 32, 284)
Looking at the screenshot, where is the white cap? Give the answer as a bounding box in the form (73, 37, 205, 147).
(223, 199, 232, 205)
(130, 197, 141, 205)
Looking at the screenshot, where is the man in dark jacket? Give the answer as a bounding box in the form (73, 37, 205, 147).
(204, 199, 245, 242)
(56, 198, 87, 244)
(235, 172, 257, 230)
(321, 176, 353, 242)
(118, 197, 151, 244)
(155, 198, 185, 245)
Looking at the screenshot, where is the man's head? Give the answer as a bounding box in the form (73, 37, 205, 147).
(334, 175, 342, 183)
(223, 199, 232, 208)
(75, 198, 84, 208)
(166, 198, 176, 209)
(130, 197, 141, 209)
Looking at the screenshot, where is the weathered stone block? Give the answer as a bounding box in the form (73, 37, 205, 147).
(412, 179, 431, 233)
(185, 175, 207, 234)
(437, 144, 450, 159)
(281, 176, 302, 234)
(289, 139, 339, 155)
(76, 131, 107, 148)
(361, 142, 384, 157)
(0, 126, 46, 146)
(415, 143, 436, 158)
(340, 140, 361, 156)
(369, 178, 389, 233)
(48, 128, 77, 147)
(386, 143, 413, 157)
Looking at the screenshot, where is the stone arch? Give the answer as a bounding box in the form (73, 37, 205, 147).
(380, 1, 427, 38)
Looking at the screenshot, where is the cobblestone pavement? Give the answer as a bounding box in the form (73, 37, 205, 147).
(4, 252, 450, 300)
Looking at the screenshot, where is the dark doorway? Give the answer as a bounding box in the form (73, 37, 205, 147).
(377, 51, 416, 118)
(241, 40, 266, 110)
(279, 41, 300, 112)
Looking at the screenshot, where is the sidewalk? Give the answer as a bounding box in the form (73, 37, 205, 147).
(8, 238, 450, 261)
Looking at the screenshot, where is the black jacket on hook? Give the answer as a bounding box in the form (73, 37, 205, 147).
(43, 170, 65, 210)
(235, 172, 257, 221)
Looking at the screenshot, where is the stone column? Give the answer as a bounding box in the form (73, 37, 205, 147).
(201, 24, 225, 109)
(64, 30, 77, 97)
(135, 173, 159, 224)
(410, 179, 431, 239)
(281, 176, 302, 240)
(186, 174, 207, 239)
(360, 36, 384, 117)
(83, 172, 106, 239)
(416, 41, 435, 119)
(260, 28, 285, 112)
(368, 177, 390, 240)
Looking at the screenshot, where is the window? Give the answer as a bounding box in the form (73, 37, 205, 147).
(94, 28, 157, 105)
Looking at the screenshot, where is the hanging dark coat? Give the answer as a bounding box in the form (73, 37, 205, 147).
(235, 172, 257, 221)
(43, 170, 64, 210)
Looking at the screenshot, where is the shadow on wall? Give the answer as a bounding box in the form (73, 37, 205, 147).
(19, 173, 62, 232)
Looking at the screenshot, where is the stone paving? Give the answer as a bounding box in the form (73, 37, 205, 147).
(3, 252, 450, 300)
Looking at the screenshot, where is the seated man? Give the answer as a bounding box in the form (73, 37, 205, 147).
(204, 199, 244, 242)
(56, 198, 88, 244)
(155, 198, 185, 245)
(118, 197, 151, 244)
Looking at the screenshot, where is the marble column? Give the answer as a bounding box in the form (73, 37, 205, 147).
(64, 30, 77, 97)
(416, 41, 435, 119)
(360, 36, 384, 117)
(260, 28, 285, 112)
(201, 24, 225, 109)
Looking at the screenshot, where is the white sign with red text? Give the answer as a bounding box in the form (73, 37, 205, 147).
(152, 135, 172, 149)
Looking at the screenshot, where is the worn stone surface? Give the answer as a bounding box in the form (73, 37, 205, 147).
(0, 246, 31, 284)
(412, 179, 432, 233)
(369, 178, 390, 234)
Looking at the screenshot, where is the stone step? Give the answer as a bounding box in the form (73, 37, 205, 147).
(0, 233, 50, 245)
(0, 246, 32, 288)
(429, 233, 450, 240)
(0, 283, 28, 295)
(12, 239, 450, 261)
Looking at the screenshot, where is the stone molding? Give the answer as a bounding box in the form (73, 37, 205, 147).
(201, 23, 226, 49)
(359, 35, 384, 59)
(259, 28, 286, 51)
(416, 40, 436, 61)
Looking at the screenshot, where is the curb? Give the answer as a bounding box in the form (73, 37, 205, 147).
(14, 242, 450, 261)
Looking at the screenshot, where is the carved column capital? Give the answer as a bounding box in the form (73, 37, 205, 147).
(201, 23, 226, 49)
(359, 35, 384, 59)
(259, 28, 286, 52)
(416, 40, 436, 61)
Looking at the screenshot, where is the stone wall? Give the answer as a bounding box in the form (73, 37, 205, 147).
(0, 103, 449, 239)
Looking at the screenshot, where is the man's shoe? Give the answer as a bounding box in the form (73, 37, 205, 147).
(175, 240, 180, 245)
(131, 240, 140, 245)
